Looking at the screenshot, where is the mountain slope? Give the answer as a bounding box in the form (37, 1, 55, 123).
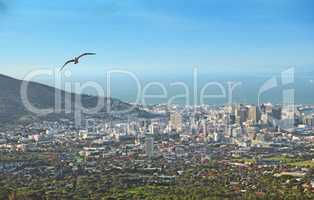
(0, 74, 147, 124)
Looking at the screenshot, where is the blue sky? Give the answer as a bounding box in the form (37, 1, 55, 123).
(0, 0, 314, 78)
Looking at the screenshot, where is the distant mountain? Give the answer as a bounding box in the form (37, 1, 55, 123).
(0, 74, 150, 124)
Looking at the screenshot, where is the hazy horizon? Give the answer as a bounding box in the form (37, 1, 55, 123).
(1, 64, 312, 106)
(1, 0, 314, 105)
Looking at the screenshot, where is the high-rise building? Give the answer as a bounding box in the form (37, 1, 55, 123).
(260, 113, 269, 125)
(247, 105, 258, 125)
(145, 137, 154, 158)
(170, 112, 182, 132)
(190, 117, 198, 134)
(236, 106, 248, 124)
(261, 103, 273, 114)
(149, 123, 160, 134)
(272, 106, 282, 120)
(213, 132, 223, 142)
(228, 114, 236, 125)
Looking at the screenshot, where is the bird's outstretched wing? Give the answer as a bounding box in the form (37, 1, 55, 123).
(60, 59, 75, 71)
(77, 52, 96, 60)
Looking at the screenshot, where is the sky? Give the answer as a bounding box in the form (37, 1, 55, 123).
(0, 0, 314, 79)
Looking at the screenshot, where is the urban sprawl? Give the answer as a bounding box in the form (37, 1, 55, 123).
(1, 103, 314, 199)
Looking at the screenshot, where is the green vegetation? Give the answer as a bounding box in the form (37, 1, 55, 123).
(266, 155, 300, 163)
(231, 158, 256, 164)
(289, 160, 314, 168)
(266, 155, 314, 168)
(1, 161, 314, 200)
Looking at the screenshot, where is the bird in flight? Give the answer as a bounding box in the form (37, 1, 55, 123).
(59, 53, 96, 71)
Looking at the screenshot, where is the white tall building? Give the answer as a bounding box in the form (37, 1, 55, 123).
(213, 132, 221, 142)
(170, 112, 182, 132)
